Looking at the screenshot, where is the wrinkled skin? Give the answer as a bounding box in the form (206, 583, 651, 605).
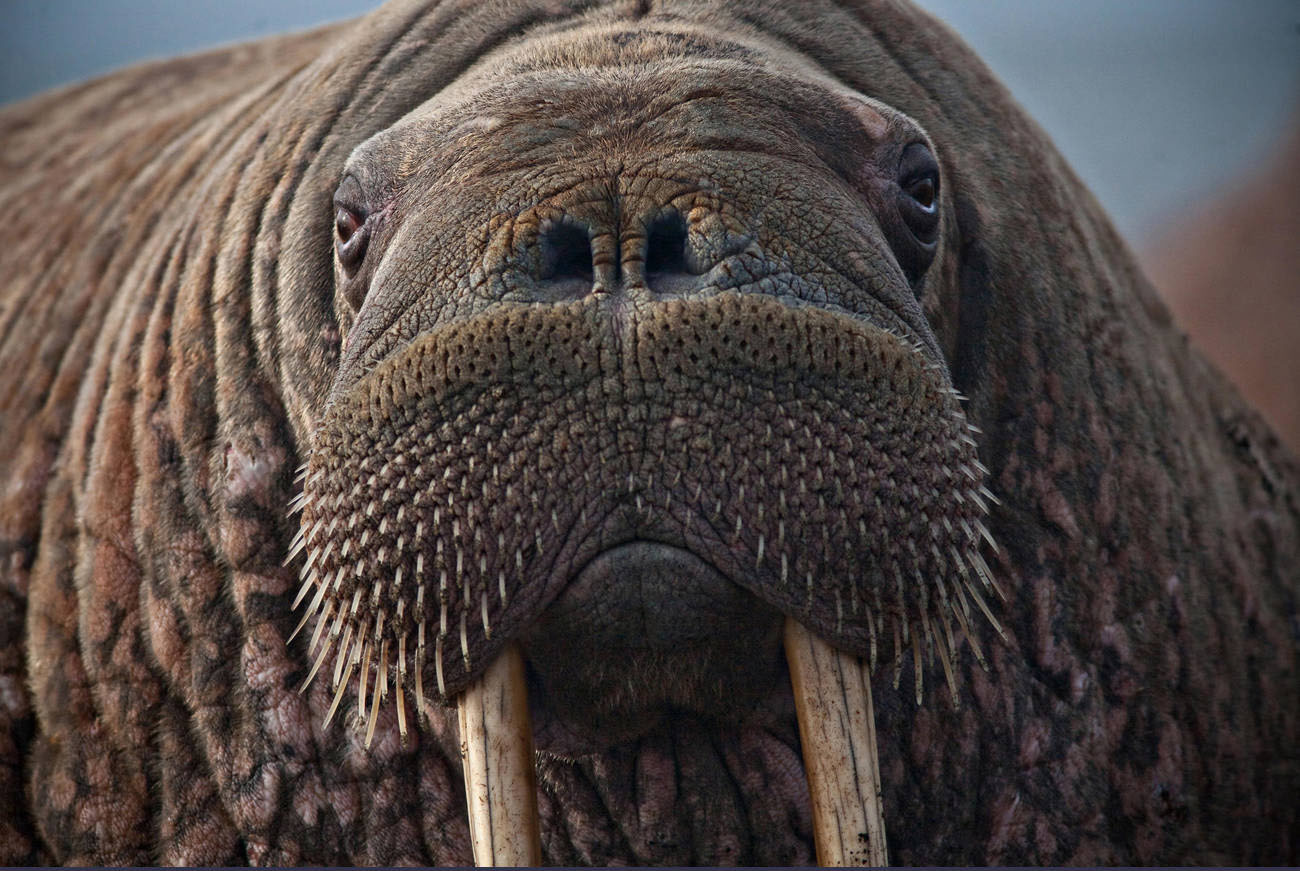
(1, 0, 1298, 865)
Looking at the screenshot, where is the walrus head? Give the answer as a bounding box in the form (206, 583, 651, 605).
(289, 21, 1002, 863)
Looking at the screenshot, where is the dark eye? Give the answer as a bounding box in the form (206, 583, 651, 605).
(333, 174, 371, 274)
(336, 206, 362, 245)
(906, 175, 936, 211)
(886, 142, 941, 286)
(334, 203, 369, 270)
(897, 142, 940, 245)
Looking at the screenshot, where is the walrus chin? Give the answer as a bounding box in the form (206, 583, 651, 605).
(287, 291, 1002, 865)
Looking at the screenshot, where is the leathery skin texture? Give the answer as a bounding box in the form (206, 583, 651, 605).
(0, 0, 1296, 864)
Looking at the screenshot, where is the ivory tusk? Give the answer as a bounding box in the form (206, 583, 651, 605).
(785, 618, 889, 866)
(457, 642, 542, 866)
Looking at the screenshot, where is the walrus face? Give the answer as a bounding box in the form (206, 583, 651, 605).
(291, 28, 1000, 861)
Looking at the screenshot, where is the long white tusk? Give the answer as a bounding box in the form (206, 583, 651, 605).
(785, 618, 889, 866)
(457, 642, 542, 866)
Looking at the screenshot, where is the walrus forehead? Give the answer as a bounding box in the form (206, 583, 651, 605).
(350, 27, 903, 190)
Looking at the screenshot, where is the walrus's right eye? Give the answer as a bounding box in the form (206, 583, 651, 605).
(333, 173, 371, 275)
(334, 203, 369, 270)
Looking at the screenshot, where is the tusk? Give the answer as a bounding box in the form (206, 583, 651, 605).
(457, 642, 542, 866)
(785, 618, 889, 867)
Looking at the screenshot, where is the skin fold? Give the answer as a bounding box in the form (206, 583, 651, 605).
(1, 0, 1297, 864)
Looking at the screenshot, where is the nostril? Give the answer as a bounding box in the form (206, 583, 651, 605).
(645, 212, 689, 278)
(540, 221, 594, 284)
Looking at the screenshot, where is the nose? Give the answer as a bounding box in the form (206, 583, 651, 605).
(533, 206, 698, 300)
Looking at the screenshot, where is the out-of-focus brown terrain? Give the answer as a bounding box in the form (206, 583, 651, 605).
(1141, 115, 1300, 454)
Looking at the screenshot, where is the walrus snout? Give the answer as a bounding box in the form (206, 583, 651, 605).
(293, 293, 998, 736)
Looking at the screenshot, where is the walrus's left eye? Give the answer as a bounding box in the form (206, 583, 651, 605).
(887, 142, 941, 285)
(906, 175, 936, 211)
(897, 142, 940, 245)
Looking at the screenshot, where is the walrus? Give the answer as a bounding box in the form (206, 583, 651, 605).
(1, 0, 1297, 864)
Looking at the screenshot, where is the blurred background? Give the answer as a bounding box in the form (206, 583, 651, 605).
(2, 0, 1298, 446)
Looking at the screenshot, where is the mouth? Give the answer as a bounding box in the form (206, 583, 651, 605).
(289, 292, 1000, 865)
(520, 539, 789, 754)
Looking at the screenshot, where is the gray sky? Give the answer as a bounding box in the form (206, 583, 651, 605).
(2, 1, 1297, 245)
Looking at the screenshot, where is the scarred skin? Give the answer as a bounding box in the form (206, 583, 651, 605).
(1, 0, 1297, 865)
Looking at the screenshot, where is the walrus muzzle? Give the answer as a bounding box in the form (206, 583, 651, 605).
(290, 290, 999, 863)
